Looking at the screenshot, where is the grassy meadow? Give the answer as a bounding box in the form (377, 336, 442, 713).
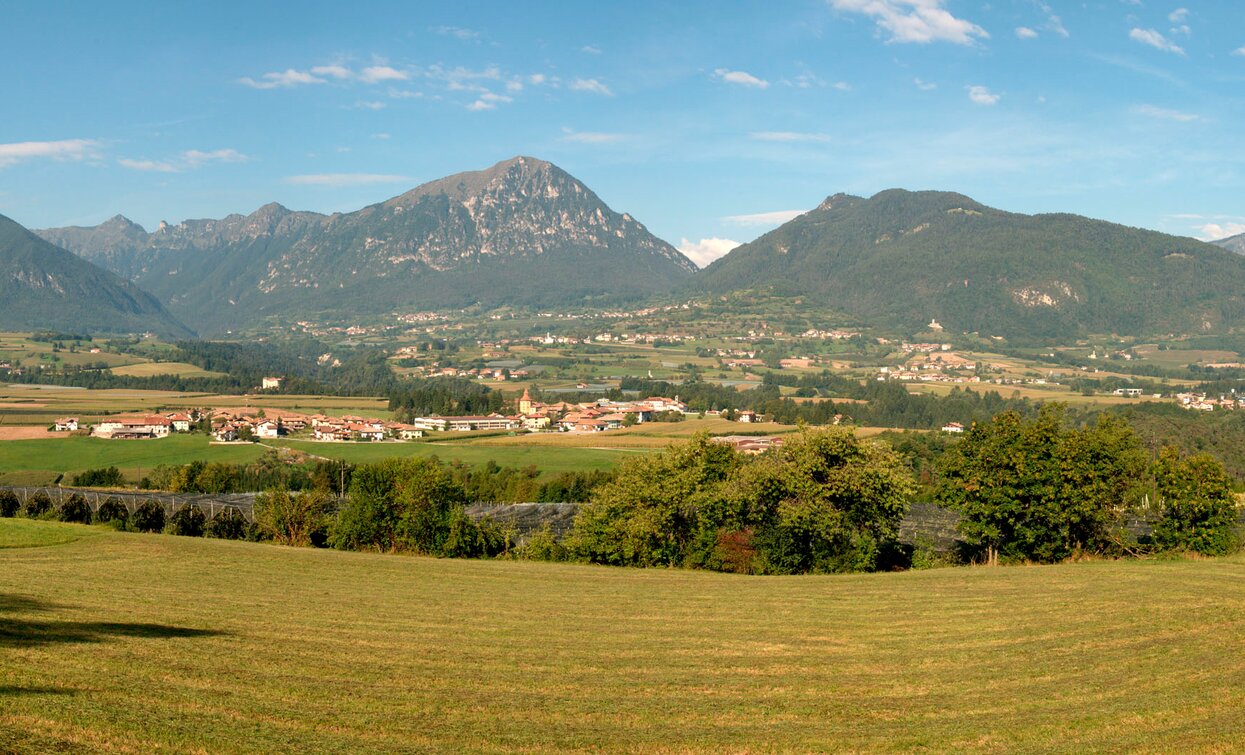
(0, 434, 267, 485)
(1, 519, 1243, 752)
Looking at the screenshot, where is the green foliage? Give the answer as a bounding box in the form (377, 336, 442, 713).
(0, 490, 18, 517)
(95, 497, 129, 525)
(254, 489, 332, 547)
(71, 466, 125, 488)
(23, 492, 52, 519)
(570, 429, 914, 573)
(169, 505, 206, 537)
(936, 406, 1149, 563)
(132, 499, 166, 533)
(57, 493, 93, 524)
(1150, 447, 1240, 556)
(205, 507, 251, 540)
(520, 523, 569, 561)
(389, 377, 502, 419)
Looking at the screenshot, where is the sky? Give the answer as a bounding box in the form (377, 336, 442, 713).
(3, 0, 1244, 267)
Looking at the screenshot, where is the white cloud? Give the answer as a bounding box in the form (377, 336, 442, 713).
(570, 77, 613, 96)
(310, 64, 352, 80)
(117, 158, 178, 172)
(829, 0, 989, 46)
(0, 138, 99, 168)
(118, 147, 248, 173)
(181, 148, 247, 166)
(580, 45, 602, 54)
(1199, 222, 1245, 241)
(1134, 104, 1199, 122)
(914, 77, 937, 90)
(724, 209, 807, 226)
(1034, 1, 1068, 38)
(284, 173, 411, 187)
(749, 131, 832, 143)
(1168, 8, 1189, 23)
(714, 68, 769, 88)
(1129, 28, 1185, 55)
(677, 237, 741, 268)
(432, 25, 480, 41)
(359, 66, 408, 84)
(239, 68, 326, 89)
(351, 100, 387, 110)
(559, 128, 625, 144)
(967, 85, 1000, 105)
(529, 73, 548, 85)
(1015, 26, 1038, 39)
(1233, 47, 1245, 57)
(372, 132, 391, 140)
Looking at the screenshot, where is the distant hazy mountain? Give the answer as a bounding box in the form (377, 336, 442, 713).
(40, 157, 695, 334)
(692, 189, 1245, 339)
(1211, 232, 1245, 256)
(0, 214, 192, 338)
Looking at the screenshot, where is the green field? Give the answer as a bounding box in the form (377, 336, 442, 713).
(272, 438, 631, 473)
(110, 361, 227, 379)
(1, 520, 1243, 752)
(0, 435, 267, 483)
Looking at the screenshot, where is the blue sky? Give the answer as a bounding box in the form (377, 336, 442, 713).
(3, 0, 1244, 266)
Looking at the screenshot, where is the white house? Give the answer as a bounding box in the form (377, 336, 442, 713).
(95, 416, 172, 439)
(261, 376, 283, 390)
(941, 422, 965, 433)
(53, 417, 79, 432)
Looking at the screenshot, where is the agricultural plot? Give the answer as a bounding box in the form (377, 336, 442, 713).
(0, 435, 266, 485)
(271, 438, 628, 473)
(1, 521, 1243, 752)
(110, 362, 227, 379)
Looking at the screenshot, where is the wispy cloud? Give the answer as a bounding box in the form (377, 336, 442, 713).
(432, 25, 480, 41)
(569, 77, 613, 96)
(967, 85, 1000, 105)
(1199, 222, 1245, 241)
(714, 68, 769, 88)
(829, 0, 988, 46)
(1134, 104, 1199, 122)
(1033, 1, 1068, 38)
(284, 173, 411, 187)
(580, 45, 602, 54)
(241, 63, 409, 89)
(466, 91, 513, 111)
(559, 128, 625, 144)
(358, 66, 409, 84)
(914, 77, 937, 90)
(677, 237, 740, 268)
(1015, 27, 1038, 40)
(239, 68, 326, 89)
(1129, 28, 1185, 55)
(749, 131, 832, 143)
(1233, 47, 1245, 57)
(724, 209, 807, 226)
(118, 148, 248, 172)
(0, 138, 100, 168)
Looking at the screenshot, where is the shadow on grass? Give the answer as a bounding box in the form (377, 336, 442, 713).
(0, 593, 227, 648)
(0, 685, 78, 696)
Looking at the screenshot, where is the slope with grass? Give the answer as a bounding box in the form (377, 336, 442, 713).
(1, 520, 1243, 752)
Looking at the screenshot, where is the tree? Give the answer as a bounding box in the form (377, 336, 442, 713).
(206, 507, 250, 540)
(935, 406, 1148, 564)
(58, 494, 93, 524)
(96, 497, 129, 525)
(1151, 447, 1239, 556)
(169, 504, 206, 537)
(254, 488, 331, 547)
(0, 491, 19, 517)
(132, 500, 166, 533)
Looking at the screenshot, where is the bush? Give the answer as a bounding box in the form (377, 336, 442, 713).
(0, 491, 19, 517)
(441, 511, 512, 558)
(70, 466, 125, 488)
(1151, 447, 1240, 556)
(206, 507, 250, 540)
(521, 523, 569, 561)
(132, 499, 166, 533)
(58, 493, 93, 524)
(95, 497, 130, 525)
(329, 458, 467, 554)
(169, 504, 206, 537)
(23, 492, 52, 519)
(255, 488, 332, 546)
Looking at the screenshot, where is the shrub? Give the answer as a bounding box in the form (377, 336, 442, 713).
(521, 523, 568, 562)
(205, 507, 250, 540)
(0, 491, 19, 517)
(95, 497, 130, 525)
(255, 488, 331, 547)
(132, 499, 166, 533)
(169, 504, 206, 537)
(70, 466, 125, 488)
(441, 511, 512, 558)
(330, 458, 466, 554)
(58, 493, 93, 524)
(23, 492, 52, 519)
(1151, 447, 1240, 556)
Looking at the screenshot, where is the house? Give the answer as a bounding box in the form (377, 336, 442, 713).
(395, 426, 425, 440)
(212, 423, 239, 442)
(94, 416, 173, 439)
(255, 420, 284, 439)
(1112, 388, 1143, 397)
(261, 376, 283, 390)
(53, 417, 79, 432)
(737, 410, 757, 423)
(314, 425, 352, 441)
(166, 413, 193, 432)
(348, 423, 385, 442)
(941, 422, 965, 433)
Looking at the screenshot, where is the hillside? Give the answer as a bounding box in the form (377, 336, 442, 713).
(40, 157, 695, 334)
(1212, 231, 1245, 255)
(0, 214, 192, 338)
(3, 520, 1244, 752)
(692, 190, 1245, 340)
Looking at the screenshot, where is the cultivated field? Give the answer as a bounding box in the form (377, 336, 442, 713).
(1, 520, 1243, 753)
(0, 435, 267, 485)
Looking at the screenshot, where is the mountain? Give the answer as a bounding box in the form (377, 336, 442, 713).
(40, 157, 695, 334)
(692, 189, 1245, 340)
(0, 214, 193, 338)
(1212, 232, 1245, 255)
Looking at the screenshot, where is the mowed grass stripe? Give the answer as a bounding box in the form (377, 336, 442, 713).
(0, 523, 1243, 752)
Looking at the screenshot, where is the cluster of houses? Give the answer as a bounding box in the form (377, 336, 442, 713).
(206, 408, 428, 443)
(515, 389, 690, 433)
(83, 412, 193, 439)
(1175, 393, 1245, 412)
